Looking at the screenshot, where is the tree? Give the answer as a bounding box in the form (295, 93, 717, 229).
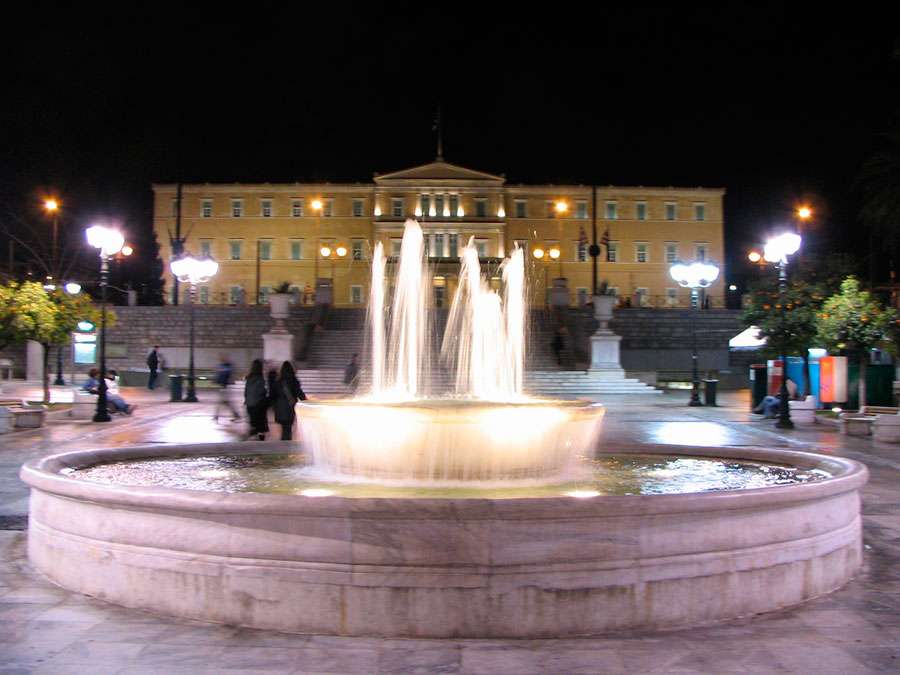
(742, 275, 825, 393)
(816, 277, 897, 408)
(0, 281, 110, 403)
(859, 131, 900, 251)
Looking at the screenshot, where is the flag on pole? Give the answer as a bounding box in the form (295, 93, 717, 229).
(601, 228, 611, 261)
(578, 226, 588, 247)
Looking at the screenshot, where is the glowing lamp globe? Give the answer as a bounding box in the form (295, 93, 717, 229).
(320, 246, 332, 258)
(670, 261, 720, 289)
(170, 253, 218, 285)
(65, 282, 82, 295)
(549, 247, 561, 259)
(532, 248, 545, 259)
(763, 232, 802, 263)
(336, 246, 348, 258)
(86, 225, 125, 257)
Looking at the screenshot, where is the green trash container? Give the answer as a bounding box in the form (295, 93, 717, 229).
(750, 364, 767, 411)
(169, 374, 183, 402)
(704, 379, 719, 407)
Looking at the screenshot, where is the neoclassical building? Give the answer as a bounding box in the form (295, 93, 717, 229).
(153, 159, 725, 308)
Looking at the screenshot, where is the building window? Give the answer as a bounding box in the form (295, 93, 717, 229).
(390, 238, 402, 256)
(514, 200, 527, 218)
(605, 202, 617, 220)
(607, 242, 618, 262)
(290, 240, 303, 260)
(199, 286, 210, 304)
(475, 239, 488, 257)
(231, 200, 243, 217)
(352, 199, 364, 217)
(229, 240, 242, 260)
(350, 285, 363, 304)
(229, 286, 243, 304)
(665, 243, 678, 264)
(696, 243, 708, 261)
(513, 238, 528, 255)
(291, 199, 304, 217)
(635, 242, 649, 263)
(352, 239, 364, 261)
(576, 201, 588, 219)
(201, 200, 212, 218)
(259, 286, 270, 304)
(665, 288, 678, 306)
(391, 198, 404, 218)
(258, 240, 272, 260)
(545, 201, 556, 218)
(199, 240, 212, 257)
(261, 199, 273, 217)
(636, 202, 647, 220)
(419, 195, 430, 217)
(448, 233, 459, 257)
(665, 203, 677, 221)
(575, 241, 587, 262)
(577, 288, 588, 307)
(694, 203, 706, 221)
(636, 287, 650, 307)
(474, 199, 487, 218)
(435, 195, 445, 217)
(449, 195, 459, 217)
(323, 199, 334, 217)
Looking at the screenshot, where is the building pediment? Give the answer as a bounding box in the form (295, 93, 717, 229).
(374, 160, 504, 185)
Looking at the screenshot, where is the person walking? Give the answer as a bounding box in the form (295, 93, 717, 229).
(343, 353, 360, 395)
(551, 329, 565, 366)
(146, 346, 160, 390)
(273, 361, 305, 441)
(244, 359, 269, 440)
(213, 355, 240, 422)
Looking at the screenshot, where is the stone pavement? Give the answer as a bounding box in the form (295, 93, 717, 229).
(1, 387, 899, 673)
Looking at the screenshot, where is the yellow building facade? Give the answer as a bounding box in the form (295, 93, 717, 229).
(153, 160, 725, 308)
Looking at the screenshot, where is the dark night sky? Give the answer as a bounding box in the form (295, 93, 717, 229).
(2, 3, 898, 288)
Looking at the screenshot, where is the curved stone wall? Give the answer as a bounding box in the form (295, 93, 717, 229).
(21, 443, 867, 637)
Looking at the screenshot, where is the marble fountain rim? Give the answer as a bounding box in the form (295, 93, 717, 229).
(20, 442, 869, 518)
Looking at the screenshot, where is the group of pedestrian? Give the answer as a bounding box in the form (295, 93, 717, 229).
(244, 359, 306, 441)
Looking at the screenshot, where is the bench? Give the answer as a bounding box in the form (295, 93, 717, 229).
(0, 398, 46, 432)
(788, 396, 817, 425)
(71, 390, 97, 419)
(839, 406, 900, 437)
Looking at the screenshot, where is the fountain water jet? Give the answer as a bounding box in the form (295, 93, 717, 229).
(302, 219, 602, 483)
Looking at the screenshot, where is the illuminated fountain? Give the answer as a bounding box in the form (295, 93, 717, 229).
(20, 219, 867, 638)
(300, 219, 603, 483)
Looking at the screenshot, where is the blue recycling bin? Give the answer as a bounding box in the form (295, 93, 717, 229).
(784, 356, 806, 398)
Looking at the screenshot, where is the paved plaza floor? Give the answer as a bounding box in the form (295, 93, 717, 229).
(1, 386, 898, 673)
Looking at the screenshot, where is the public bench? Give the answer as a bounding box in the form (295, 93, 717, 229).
(839, 406, 900, 437)
(0, 398, 47, 433)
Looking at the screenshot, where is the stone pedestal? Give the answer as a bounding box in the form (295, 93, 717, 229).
(26, 341, 44, 382)
(550, 277, 568, 308)
(589, 295, 626, 377)
(263, 332, 294, 365)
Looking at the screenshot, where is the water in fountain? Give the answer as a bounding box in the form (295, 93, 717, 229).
(368, 219, 526, 401)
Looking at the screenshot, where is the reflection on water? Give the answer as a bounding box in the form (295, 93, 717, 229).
(68, 453, 832, 499)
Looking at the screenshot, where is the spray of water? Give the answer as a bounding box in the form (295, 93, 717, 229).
(368, 219, 526, 402)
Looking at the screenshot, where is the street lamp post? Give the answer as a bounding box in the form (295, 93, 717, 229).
(763, 232, 802, 429)
(52, 282, 83, 386)
(532, 245, 561, 309)
(86, 225, 125, 422)
(170, 253, 219, 403)
(669, 260, 720, 406)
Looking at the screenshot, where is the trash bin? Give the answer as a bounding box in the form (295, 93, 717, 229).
(169, 374, 183, 402)
(750, 364, 767, 411)
(703, 379, 719, 407)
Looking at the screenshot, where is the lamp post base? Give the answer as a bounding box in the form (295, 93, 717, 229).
(92, 411, 111, 423)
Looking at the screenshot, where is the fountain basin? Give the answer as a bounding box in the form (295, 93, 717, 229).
(21, 443, 866, 637)
(299, 399, 603, 483)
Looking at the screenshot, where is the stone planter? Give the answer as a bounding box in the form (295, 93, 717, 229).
(268, 293, 291, 323)
(873, 414, 900, 443)
(592, 294, 617, 332)
(839, 413, 874, 436)
(788, 396, 817, 425)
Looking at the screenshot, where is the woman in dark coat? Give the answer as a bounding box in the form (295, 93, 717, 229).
(273, 360, 305, 441)
(244, 359, 269, 440)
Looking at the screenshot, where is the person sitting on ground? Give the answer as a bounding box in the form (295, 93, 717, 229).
(82, 368, 135, 414)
